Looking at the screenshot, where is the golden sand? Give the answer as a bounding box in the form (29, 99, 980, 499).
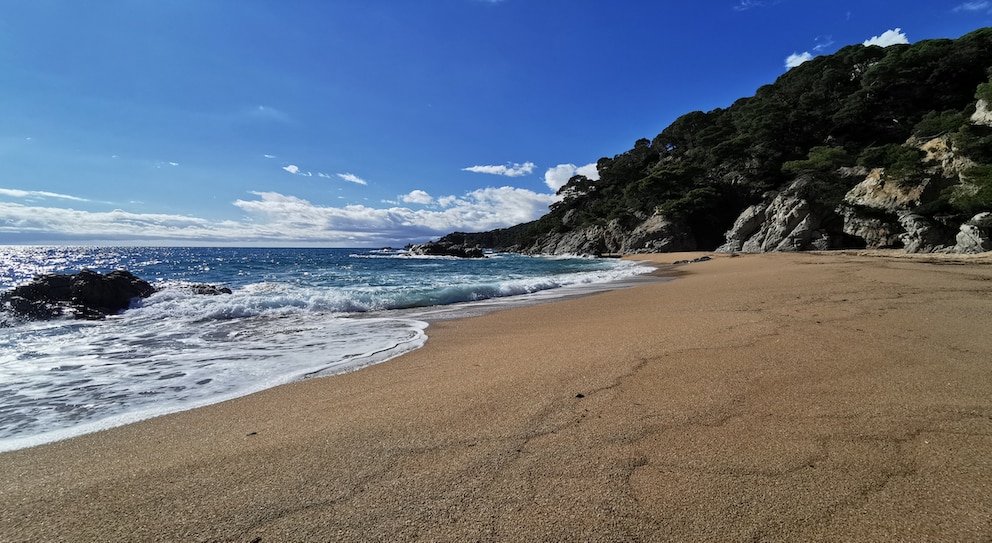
(2, 251, 991, 542)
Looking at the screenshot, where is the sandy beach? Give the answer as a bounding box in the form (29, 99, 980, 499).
(2, 251, 991, 542)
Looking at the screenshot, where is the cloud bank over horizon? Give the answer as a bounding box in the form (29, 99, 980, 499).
(0, 185, 557, 247)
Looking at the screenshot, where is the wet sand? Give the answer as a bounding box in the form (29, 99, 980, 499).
(2, 251, 991, 542)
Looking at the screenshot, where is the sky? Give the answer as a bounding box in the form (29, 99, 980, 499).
(1, 1, 989, 247)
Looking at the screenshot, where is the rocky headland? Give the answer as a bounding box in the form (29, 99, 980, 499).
(424, 28, 992, 257)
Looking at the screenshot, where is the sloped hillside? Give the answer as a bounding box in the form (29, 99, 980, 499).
(439, 27, 992, 255)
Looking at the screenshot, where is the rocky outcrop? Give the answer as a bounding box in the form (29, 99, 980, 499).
(528, 221, 618, 255)
(953, 212, 992, 253)
(526, 213, 696, 255)
(1, 270, 156, 320)
(408, 240, 485, 258)
(620, 213, 697, 254)
(717, 135, 990, 254)
(718, 176, 842, 253)
(837, 168, 929, 249)
(897, 213, 957, 253)
(185, 284, 234, 296)
(716, 202, 767, 253)
(843, 168, 928, 210)
(972, 99, 992, 127)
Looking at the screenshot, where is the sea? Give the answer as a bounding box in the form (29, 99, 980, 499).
(0, 246, 653, 452)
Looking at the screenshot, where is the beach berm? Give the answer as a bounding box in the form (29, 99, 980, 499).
(1, 251, 991, 541)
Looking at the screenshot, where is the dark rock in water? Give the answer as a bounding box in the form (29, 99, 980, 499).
(4, 294, 65, 320)
(407, 240, 485, 258)
(0, 269, 157, 321)
(187, 284, 233, 295)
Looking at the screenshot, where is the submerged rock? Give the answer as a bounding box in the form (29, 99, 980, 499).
(186, 284, 234, 296)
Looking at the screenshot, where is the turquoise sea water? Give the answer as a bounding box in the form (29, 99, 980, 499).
(0, 247, 651, 451)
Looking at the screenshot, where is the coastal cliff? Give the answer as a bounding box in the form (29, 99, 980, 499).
(433, 28, 992, 255)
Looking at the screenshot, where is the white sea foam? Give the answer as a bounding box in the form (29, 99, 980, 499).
(0, 290, 427, 452)
(0, 247, 654, 452)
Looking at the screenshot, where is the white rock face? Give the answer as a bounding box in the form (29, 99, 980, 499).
(843, 168, 926, 211)
(953, 212, 992, 253)
(721, 177, 834, 253)
(620, 213, 696, 254)
(971, 99, 992, 127)
(716, 203, 767, 253)
(898, 213, 954, 253)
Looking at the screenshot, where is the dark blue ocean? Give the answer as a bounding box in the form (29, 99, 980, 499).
(0, 246, 651, 451)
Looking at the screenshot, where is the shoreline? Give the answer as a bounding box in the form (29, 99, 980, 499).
(0, 253, 652, 453)
(2, 251, 991, 541)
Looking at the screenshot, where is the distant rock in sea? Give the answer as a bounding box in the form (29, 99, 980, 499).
(407, 240, 485, 258)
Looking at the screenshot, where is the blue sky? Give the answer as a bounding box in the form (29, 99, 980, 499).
(1, 1, 988, 246)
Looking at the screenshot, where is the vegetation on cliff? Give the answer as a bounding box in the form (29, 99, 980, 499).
(442, 27, 992, 254)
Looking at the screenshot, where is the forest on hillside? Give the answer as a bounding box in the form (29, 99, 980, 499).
(440, 27, 992, 254)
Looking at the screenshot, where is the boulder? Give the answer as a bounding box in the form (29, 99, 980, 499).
(898, 213, 956, 253)
(734, 177, 837, 252)
(952, 212, 992, 253)
(716, 202, 768, 253)
(620, 213, 697, 254)
(838, 208, 903, 248)
(1, 269, 157, 320)
(836, 168, 933, 249)
(971, 99, 992, 127)
(187, 284, 234, 295)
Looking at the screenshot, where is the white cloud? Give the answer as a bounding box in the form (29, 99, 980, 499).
(954, 1, 991, 12)
(785, 52, 814, 68)
(232, 187, 555, 242)
(0, 201, 231, 244)
(0, 185, 559, 246)
(462, 162, 536, 178)
(263, 154, 277, 159)
(318, 172, 332, 179)
(733, 0, 764, 11)
(401, 190, 435, 205)
(283, 165, 300, 174)
(544, 163, 600, 191)
(168, 162, 179, 167)
(576, 163, 600, 180)
(337, 173, 369, 185)
(863, 28, 909, 48)
(0, 188, 89, 202)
